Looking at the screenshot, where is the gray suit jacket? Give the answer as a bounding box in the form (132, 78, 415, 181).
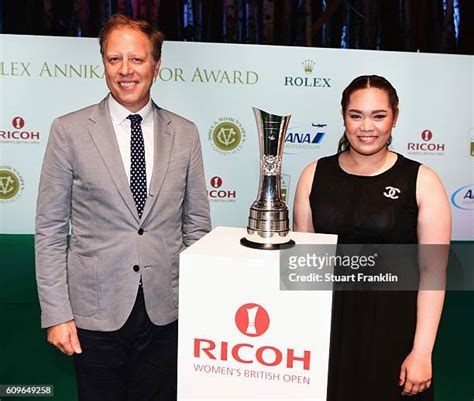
(35, 97, 211, 331)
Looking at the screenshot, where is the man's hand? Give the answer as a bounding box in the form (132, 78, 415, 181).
(47, 320, 82, 356)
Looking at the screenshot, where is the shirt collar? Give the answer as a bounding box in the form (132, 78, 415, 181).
(107, 94, 153, 127)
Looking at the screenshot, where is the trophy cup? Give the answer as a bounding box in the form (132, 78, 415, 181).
(240, 107, 295, 250)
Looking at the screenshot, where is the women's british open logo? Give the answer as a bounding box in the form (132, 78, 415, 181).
(0, 166, 25, 203)
(208, 117, 246, 155)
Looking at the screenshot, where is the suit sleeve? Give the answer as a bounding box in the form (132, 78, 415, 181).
(35, 118, 74, 328)
(181, 123, 212, 246)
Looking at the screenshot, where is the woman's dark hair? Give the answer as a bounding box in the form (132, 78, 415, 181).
(337, 75, 399, 153)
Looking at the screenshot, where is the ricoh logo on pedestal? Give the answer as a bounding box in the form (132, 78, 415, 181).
(284, 122, 327, 154)
(193, 303, 312, 384)
(207, 176, 237, 202)
(235, 303, 270, 337)
(407, 130, 445, 155)
(208, 117, 246, 155)
(0, 166, 25, 203)
(284, 59, 331, 88)
(0, 116, 40, 143)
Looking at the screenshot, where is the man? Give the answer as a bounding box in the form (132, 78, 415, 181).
(35, 14, 211, 401)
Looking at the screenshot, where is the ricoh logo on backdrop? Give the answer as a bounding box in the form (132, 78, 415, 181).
(451, 185, 474, 210)
(193, 303, 312, 384)
(407, 130, 445, 155)
(0, 117, 40, 144)
(284, 59, 331, 88)
(0, 166, 25, 203)
(158, 66, 258, 85)
(207, 176, 237, 202)
(208, 117, 246, 155)
(284, 123, 327, 154)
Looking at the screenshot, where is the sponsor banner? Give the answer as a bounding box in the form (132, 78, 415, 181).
(406, 129, 446, 156)
(283, 59, 332, 88)
(0, 166, 25, 203)
(208, 117, 246, 155)
(0, 34, 472, 239)
(284, 122, 328, 155)
(0, 116, 41, 144)
(452, 184, 474, 211)
(450, 184, 474, 239)
(208, 176, 237, 203)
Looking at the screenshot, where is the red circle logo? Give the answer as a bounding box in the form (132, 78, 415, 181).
(421, 130, 433, 141)
(12, 117, 25, 129)
(235, 303, 270, 337)
(210, 176, 223, 188)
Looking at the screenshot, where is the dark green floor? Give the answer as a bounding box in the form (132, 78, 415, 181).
(1, 235, 473, 401)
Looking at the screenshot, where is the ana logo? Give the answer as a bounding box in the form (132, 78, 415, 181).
(421, 130, 433, 141)
(12, 116, 25, 129)
(407, 130, 445, 155)
(383, 186, 401, 200)
(302, 59, 315, 75)
(207, 176, 237, 202)
(284, 60, 331, 88)
(0, 166, 25, 202)
(0, 117, 40, 143)
(235, 303, 270, 337)
(284, 123, 327, 154)
(208, 117, 246, 155)
(451, 184, 474, 210)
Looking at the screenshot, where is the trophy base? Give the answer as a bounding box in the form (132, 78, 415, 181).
(240, 237, 296, 250)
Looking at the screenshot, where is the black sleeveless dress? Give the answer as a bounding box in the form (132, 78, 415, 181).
(310, 153, 433, 401)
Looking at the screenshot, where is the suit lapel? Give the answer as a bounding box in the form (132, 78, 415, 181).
(141, 103, 174, 222)
(87, 98, 140, 222)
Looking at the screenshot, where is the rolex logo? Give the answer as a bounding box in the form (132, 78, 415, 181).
(302, 59, 315, 75)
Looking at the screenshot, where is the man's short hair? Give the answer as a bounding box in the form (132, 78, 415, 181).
(99, 14, 164, 62)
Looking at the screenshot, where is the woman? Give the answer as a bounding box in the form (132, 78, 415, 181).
(293, 75, 451, 400)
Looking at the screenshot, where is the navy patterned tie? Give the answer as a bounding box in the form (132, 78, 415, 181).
(127, 114, 147, 219)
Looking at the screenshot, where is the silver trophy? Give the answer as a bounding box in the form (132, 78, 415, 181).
(240, 107, 295, 250)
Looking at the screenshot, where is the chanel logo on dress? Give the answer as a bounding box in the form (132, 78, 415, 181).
(383, 186, 401, 199)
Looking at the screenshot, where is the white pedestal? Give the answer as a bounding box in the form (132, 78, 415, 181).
(178, 226, 337, 401)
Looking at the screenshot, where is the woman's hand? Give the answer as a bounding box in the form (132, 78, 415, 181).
(399, 350, 432, 396)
